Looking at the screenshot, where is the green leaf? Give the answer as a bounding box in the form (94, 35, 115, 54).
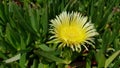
(0, 64, 5, 68)
(49, 63, 56, 68)
(38, 63, 49, 68)
(0, 52, 7, 59)
(96, 49, 106, 68)
(4, 53, 20, 63)
(34, 50, 70, 64)
(31, 59, 39, 68)
(28, 7, 39, 33)
(105, 50, 120, 68)
(11, 2, 36, 34)
(86, 59, 91, 68)
(41, 8, 48, 35)
(39, 44, 54, 52)
(5, 24, 19, 50)
(38, 63, 44, 68)
(20, 36, 26, 50)
(19, 53, 26, 68)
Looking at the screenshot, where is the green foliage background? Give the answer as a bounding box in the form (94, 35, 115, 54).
(0, 0, 120, 68)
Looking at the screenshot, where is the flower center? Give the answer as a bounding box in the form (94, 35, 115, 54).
(58, 24, 86, 44)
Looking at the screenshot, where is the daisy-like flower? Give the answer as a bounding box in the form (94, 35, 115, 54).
(49, 11, 98, 52)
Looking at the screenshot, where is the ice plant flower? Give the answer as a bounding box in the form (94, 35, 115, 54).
(49, 11, 98, 52)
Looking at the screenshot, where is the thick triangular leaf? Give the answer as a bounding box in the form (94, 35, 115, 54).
(105, 50, 120, 68)
(4, 53, 20, 63)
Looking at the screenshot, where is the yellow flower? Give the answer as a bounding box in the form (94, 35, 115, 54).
(49, 11, 98, 52)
